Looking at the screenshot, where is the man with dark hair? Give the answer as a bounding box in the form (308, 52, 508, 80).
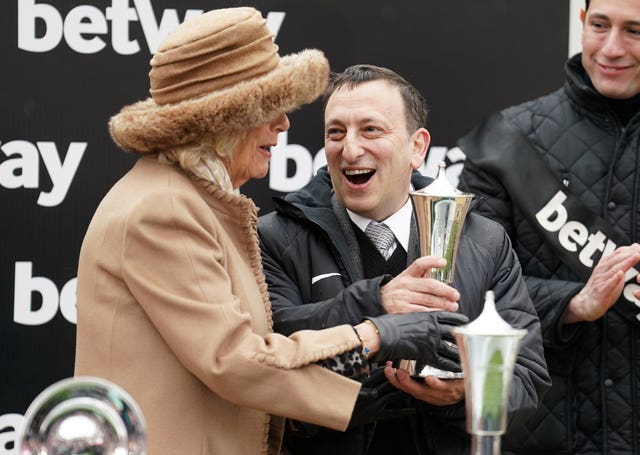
(259, 64, 549, 454)
(457, 0, 640, 452)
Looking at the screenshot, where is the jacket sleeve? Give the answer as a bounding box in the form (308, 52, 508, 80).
(259, 213, 387, 336)
(457, 120, 585, 348)
(524, 275, 584, 347)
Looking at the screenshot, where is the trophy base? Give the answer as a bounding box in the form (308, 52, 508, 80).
(397, 360, 464, 379)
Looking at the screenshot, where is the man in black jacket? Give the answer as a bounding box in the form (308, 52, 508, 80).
(457, 0, 640, 453)
(259, 64, 549, 454)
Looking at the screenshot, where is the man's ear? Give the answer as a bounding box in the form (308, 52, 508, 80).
(580, 8, 585, 23)
(410, 128, 431, 170)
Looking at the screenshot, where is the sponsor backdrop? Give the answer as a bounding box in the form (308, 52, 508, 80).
(1, 0, 576, 451)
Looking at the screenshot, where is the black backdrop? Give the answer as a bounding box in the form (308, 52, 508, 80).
(1, 0, 571, 450)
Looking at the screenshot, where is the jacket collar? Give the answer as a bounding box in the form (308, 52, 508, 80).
(565, 53, 640, 127)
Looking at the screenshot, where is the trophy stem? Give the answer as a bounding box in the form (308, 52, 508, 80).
(471, 435, 501, 455)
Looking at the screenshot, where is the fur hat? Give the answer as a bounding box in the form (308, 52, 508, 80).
(109, 7, 329, 154)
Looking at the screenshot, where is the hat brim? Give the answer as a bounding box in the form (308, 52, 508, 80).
(109, 49, 329, 154)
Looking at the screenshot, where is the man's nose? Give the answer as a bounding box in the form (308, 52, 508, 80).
(341, 132, 364, 161)
(601, 29, 627, 59)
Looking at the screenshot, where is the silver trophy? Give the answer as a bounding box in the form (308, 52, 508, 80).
(18, 376, 147, 455)
(453, 291, 527, 455)
(398, 161, 473, 378)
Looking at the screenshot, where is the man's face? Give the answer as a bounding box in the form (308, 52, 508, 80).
(582, 0, 640, 99)
(324, 80, 429, 221)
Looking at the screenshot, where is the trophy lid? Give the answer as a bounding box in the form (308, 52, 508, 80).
(411, 161, 472, 197)
(19, 376, 147, 454)
(454, 291, 527, 337)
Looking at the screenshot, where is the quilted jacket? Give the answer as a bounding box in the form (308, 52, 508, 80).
(258, 167, 550, 455)
(457, 54, 640, 454)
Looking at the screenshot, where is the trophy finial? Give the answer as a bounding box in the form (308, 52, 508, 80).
(462, 290, 515, 335)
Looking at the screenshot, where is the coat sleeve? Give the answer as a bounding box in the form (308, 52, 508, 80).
(258, 212, 387, 336)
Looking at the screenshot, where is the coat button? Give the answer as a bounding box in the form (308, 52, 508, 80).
(604, 378, 613, 387)
(607, 201, 616, 210)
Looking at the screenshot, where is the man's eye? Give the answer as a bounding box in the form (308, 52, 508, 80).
(326, 129, 344, 139)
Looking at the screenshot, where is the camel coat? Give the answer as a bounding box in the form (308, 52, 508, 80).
(75, 157, 361, 454)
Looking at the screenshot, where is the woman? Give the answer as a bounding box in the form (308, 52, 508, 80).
(74, 7, 458, 454)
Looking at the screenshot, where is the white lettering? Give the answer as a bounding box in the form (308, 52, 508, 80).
(59, 278, 78, 324)
(14, 262, 58, 325)
(558, 220, 588, 253)
(37, 141, 86, 207)
(313, 148, 327, 174)
(536, 191, 619, 268)
(424, 146, 465, 187)
(265, 12, 285, 39)
(534, 191, 640, 316)
(625, 267, 640, 283)
(0, 413, 23, 455)
(106, 0, 139, 55)
(18, 0, 205, 55)
(16, 1, 287, 55)
(578, 231, 609, 268)
(536, 190, 569, 232)
(64, 5, 108, 54)
(623, 283, 640, 309)
(13, 262, 76, 326)
(18, 0, 63, 52)
(0, 140, 39, 189)
(423, 146, 448, 177)
(269, 131, 314, 192)
(0, 140, 86, 207)
(133, 0, 201, 54)
(105, 0, 140, 55)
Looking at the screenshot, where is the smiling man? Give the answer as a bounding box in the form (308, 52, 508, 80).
(258, 64, 549, 455)
(457, 0, 640, 453)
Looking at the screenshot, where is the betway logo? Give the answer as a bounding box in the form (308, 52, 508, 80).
(0, 139, 85, 207)
(18, 0, 286, 54)
(536, 190, 640, 316)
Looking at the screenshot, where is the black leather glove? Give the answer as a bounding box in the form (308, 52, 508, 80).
(348, 366, 413, 428)
(367, 311, 469, 371)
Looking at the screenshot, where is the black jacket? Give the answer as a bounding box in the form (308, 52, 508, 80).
(458, 54, 640, 454)
(258, 167, 549, 454)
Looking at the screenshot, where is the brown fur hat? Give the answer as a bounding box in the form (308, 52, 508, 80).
(109, 7, 329, 154)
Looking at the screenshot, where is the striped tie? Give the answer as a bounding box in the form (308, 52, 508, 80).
(365, 221, 396, 260)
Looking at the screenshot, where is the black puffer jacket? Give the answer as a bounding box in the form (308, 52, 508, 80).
(458, 54, 640, 454)
(258, 167, 549, 455)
